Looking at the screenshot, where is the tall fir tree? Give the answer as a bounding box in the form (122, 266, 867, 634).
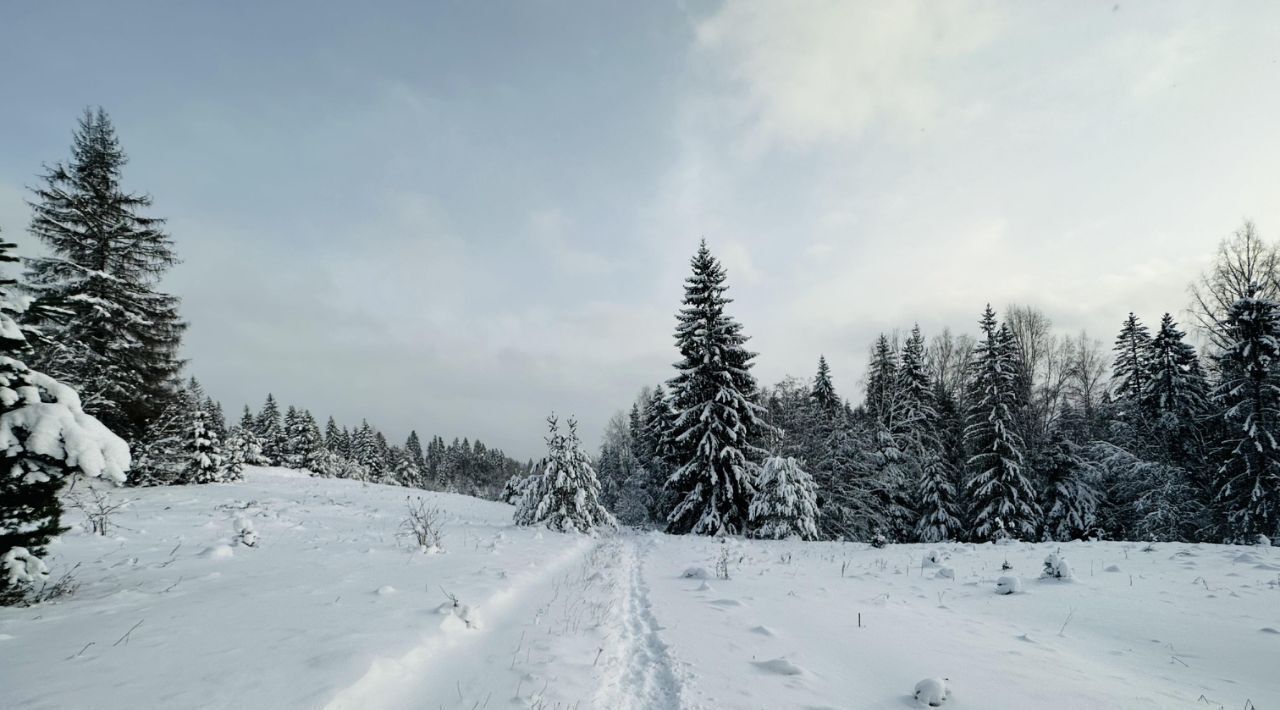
(664, 241, 770, 535)
(23, 108, 185, 442)
(1211, 289, 1280, 541)
(964, 307, 1041, 541)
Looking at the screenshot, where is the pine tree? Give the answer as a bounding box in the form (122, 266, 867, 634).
(1211, 289, 1280, 541)
(1039, 430, 1098, 541)
(239, 406, 255, 433)
(0, 235, 129, 604)
(665, 241, 770, 535)
(23, 107, 186, 442)
(964, 307, 1041, 541)
(514, 415, 615, 533)
(254, 394, 283, 465)
(1112, 313, 1152, 407)
(748, 456, 819, 540)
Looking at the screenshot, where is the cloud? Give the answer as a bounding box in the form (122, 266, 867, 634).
(694, 0, 1004, 151)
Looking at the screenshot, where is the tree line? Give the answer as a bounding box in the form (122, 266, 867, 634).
(585, 228, 1280, 544)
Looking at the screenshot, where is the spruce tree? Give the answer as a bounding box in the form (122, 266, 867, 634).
(1211, 288, 1280, 541)
(1039, 431, 1098, 541)
(964, 307, 1041, 541)
(1141, 313, 1208, 422)
(748, 456, 819, 540)
(185, 409, 224, 484)
(254, 394, 283, 465)
(864, 334, 900, 427)
(915, 452, 960, 542)
(665, 241, 770, 535)
(23, 107, 185, 442)
(281, 406, 302, 467)
(810, 355, 840, 413)
(0, 236, 129, 604)
(1112, 313, 1152, 407)
(514, 415, 615, 533)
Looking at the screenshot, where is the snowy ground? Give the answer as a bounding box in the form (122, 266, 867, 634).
(2, 468, 1278, 709)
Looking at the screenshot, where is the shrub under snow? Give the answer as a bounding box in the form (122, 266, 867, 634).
(1041, 552, 1074, 581)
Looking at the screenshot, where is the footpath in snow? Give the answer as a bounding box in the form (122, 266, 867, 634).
(2, 468, 1279, 709)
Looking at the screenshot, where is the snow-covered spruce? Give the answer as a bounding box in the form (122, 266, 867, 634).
(186, 409, 225, 484)
(513, 414, 615, 533)
(964, 306, 1040, 542)
(0, 234, 129, 604)
(749, 456, 819, 540)
(664, 240, 771, 536)
(1211, 288, 1280, 542)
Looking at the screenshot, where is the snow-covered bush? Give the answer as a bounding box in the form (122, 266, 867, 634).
(870, 533, 889, 549)
(913, 677, 950, 707)
(234, 516, 258, 547)
(513, 415, 615, 534)
(2, 548, 49, 590)
(995, 576, 1022, 595)
(748, 456, 818, 540)
(1041, 552, 1074, 581)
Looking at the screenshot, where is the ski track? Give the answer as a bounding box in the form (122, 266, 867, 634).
(324, 535, 596, 710)
(595, 535, 688, 710)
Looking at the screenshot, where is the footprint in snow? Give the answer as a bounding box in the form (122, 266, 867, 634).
(752, 657, 804, 676)
(710, 598, 745, 607)
(1260, 627, 1280, 635)
(750, 625, 775, 636)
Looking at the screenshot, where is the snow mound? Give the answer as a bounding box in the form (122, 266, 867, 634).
(923, 550, 947, 567)
(752, 657, 804, 676)
(936, 566, 955, 580)
(200, 544, 235, 560)
(995, 576, 1022, 595)
(682, 566, 710, 579)
(750, 625, 775, 636)
(1104, 564, 1122, 572)
(375, 585, 397, 596)
(914, 677, 950, 706)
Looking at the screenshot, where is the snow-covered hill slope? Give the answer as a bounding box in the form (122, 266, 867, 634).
(2, 467, 1278, 709)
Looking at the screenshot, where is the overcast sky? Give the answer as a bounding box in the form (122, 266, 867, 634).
(2, 1, 1279, 459)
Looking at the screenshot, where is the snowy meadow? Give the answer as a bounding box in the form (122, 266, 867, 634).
(7, 5, 1280, 709)
(2, 469, 1278, 709)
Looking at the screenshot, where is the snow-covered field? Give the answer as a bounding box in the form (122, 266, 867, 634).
(2, 468, 1278, 709)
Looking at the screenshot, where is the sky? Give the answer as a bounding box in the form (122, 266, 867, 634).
(2, 1, 1280, 459)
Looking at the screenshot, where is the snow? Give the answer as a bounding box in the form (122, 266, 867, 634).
(2, 467, 1279, 709)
